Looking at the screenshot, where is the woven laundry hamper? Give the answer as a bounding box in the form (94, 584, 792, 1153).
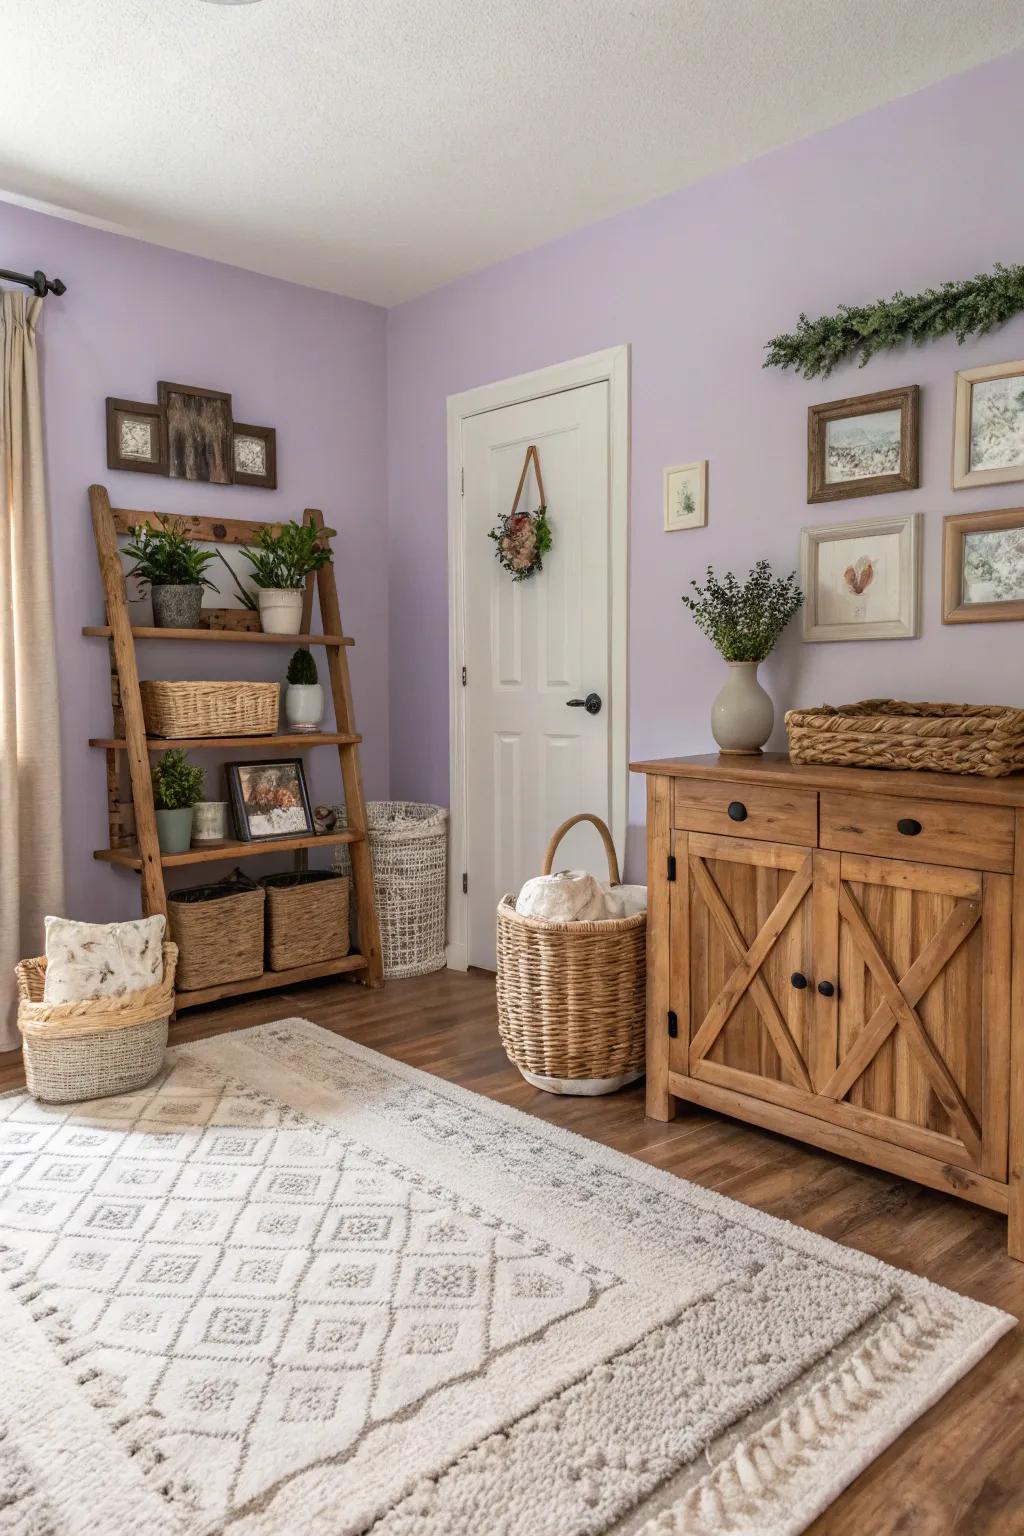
(16, 943, 177, 1104)
(496, 814, 646, 1096)
(333, 801, 448, 978)
(168, 870, 265, 991)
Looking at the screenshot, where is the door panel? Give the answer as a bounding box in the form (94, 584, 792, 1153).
(463, 384, 611, 969)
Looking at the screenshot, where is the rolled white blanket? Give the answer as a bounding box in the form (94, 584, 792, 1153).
(515, 873, 647, 922)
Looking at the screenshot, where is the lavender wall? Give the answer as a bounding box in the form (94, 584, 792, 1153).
(385, 50, 1024, 877)
(0, 199, 388, 922)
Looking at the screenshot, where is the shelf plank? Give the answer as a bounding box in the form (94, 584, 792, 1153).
(95, 829, 361, 870)
(83, 626, 354, 646)
(173, 953, 368, 1011)
(91, 732, 362, 751)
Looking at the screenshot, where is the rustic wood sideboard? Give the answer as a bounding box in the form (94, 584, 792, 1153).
(631, 753, 1024, 1257)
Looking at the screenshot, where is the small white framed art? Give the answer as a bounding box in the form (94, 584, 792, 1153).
(664, 461, 707, 532)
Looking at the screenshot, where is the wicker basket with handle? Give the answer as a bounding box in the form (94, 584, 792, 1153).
(16, 942, 177, 1103)
(140, 680, 279, 738)
(496, 814, 646, 1092)
(785, 700, 1024, 778)
(261, 870, 351, 971)
(168, 871, 265, 991)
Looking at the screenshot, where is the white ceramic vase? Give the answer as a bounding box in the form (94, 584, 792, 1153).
(191, 800, 230, 843)
(258, 587, 304, 635)
(711, 660, 774, 755)
(285, 682, 324, 733)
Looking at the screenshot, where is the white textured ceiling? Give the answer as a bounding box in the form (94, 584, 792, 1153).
(3, 1, 1023, 306)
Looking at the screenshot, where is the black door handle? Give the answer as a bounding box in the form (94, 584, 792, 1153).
(727, 801, 748, 822)
(790, 972, 808, 990)
(566, 692, 602, 715)
(897, 818, 922, 837)
(817, 980, 836, 998)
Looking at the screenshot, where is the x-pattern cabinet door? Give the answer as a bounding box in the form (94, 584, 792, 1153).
(671, 832, 833, 1104)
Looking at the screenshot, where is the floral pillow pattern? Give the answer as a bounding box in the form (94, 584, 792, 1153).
(42, 914, 166, 1004)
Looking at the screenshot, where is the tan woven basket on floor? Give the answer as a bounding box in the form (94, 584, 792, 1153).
(140, 680, 279, 738)
(786, 699, 1024, 778)
(262, 871, 350, 971)
(16, 943, 177, 1103)
(496, 814, 646, 1085)
(168, 872, 265, 991)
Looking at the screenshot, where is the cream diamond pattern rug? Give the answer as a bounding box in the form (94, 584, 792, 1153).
(0, 1020, 1012, 1536)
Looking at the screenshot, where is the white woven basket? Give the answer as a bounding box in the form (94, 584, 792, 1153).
(333, 801, 448, 978)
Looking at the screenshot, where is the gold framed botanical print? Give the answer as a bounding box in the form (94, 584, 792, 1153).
(942, 505, 1024, 624)
(953, 359, 1024, 489)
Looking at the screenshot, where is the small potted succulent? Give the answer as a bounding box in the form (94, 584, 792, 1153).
(240, 520, 335, 634)
(123, 515, 218, 628)
(682, 561, 803, 755)
(151, 748, 205, 854)
(285, 647, 324, 732)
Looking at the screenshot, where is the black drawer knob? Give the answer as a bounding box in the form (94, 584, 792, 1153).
(790, 972, 808, 990)
(897, 817, 922, 837)
(817, 980, 836, 998)
(727, 801, 748, 822)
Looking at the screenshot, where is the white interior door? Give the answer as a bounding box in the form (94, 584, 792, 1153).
(462, 382, 612, 970)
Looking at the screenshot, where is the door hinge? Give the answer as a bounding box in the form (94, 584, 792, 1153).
(667, 1010, 678, 1038)
(460, 466, 464, 497)
(462, 872, 468, 895)
(667, 854, 677, 882)
(461, 665, 467, 686)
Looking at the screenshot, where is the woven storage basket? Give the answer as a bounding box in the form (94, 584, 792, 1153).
(261, 870, 351, 971)
(16, 943, 177, 1103)
(786, 699, 1024, 778)
(496, 814, 646, 1093)
(333, 801, 447, 978)
(140, 680, 279, 738)
(168, 870, 265, 991)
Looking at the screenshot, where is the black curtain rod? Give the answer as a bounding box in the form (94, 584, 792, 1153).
(0, 267, 67, 297)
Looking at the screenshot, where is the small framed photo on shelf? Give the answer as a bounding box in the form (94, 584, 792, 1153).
(663, 460, 707, 531)
(105, 398, 167, 476)
(226, 758, 315, 841)
(942, 505, 1024, 624)
(953, 359, 1024, 489)
(800, 512, 921, 642)
(807, 386, 919, 504)
(232, 422, 278, 489)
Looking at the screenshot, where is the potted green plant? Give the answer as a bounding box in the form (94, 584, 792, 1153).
(151, 748, 205, 854)
(240, 520, 335, 634)
(285, 646, 324, 732)
(682, 561, 803, 755)
(123, 516, 218, 629)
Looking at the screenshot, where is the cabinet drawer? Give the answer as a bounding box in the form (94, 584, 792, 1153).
(819, 790, 1013, 873)
(672, 778, 817, 845)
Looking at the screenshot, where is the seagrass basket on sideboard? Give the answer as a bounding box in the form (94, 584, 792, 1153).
(785, 699, 1024, 778)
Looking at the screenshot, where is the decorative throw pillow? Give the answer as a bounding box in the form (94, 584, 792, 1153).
(42, 914, 166, 1004)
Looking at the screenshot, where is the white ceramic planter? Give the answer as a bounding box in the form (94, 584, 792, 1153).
(711, 660, 774, 755)
(191, 800, 230, 843)
(285, 682, 325, 733)
(258, 587, 304, 635)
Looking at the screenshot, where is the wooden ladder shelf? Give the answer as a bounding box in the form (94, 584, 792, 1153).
(86, 484, 384, 1009)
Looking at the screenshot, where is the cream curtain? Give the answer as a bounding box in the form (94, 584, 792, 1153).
(1, 292, 64, 1051)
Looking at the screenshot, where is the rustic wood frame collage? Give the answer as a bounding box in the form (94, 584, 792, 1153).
(105, 382, 277, 488)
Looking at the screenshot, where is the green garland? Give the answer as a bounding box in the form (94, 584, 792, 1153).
(764, 262, 1024, 380)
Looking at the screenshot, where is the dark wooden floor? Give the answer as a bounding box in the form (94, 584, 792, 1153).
(4, 968, 1023, 1534)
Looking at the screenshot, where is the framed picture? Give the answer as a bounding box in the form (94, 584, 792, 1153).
(663, 461, 707, 531)
(807, 386, 919, 504)
(942, 506, 1024, 624)
(158, 381, 234, 485)
(225, 758, 314, 842)
(953, 359, 1024, 489)
(105, 397, 166, 476)
(232, 422, 278, 489)
(800, 512, 921, 642)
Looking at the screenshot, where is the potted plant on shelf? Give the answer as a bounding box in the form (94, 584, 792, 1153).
(285, 647, 324, 732)
(123, 516, 218, 629)
(240, 520, 336, 634)
(682, 560, 803, 755)
(151, 748, 205, 854)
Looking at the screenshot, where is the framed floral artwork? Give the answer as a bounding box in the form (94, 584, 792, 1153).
(663, 461, 707, 531)
(800, 512, 921, 642)
(953, 359, 1024, 489)
(807, 386, 919, 504)
(942, 505, 1024, 624)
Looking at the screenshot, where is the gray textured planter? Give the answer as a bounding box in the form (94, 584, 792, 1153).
(155, 807, 195, 854)
(152, 584, 203, 629)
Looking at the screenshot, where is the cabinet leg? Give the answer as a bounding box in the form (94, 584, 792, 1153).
(1008, 1178, 1024, 1261)
(646, 1078, 677, 1121)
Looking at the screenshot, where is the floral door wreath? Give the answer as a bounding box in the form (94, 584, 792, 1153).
(488, 443, 553, 580)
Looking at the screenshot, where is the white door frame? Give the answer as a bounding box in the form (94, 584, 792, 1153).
(445, 344, 631, 970)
